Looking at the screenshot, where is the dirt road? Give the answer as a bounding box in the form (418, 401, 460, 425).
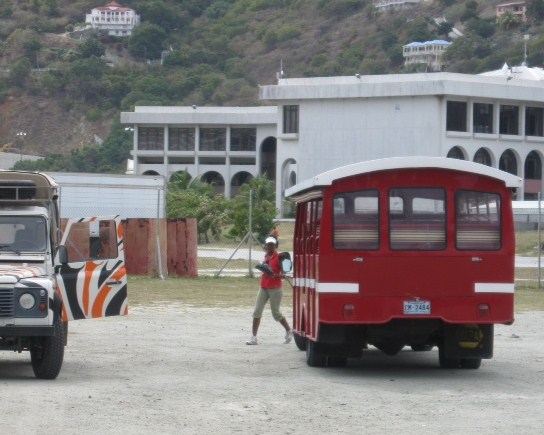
(0, 306, 543, 435)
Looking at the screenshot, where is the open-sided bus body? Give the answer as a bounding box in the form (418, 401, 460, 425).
(286, 157, 522, 369)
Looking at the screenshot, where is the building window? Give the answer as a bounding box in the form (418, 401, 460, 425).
(499, 149, 518, 175)
(446, 101, 467, 132)
(525, 107, 544, 137)
(138, 127, 164, 151)
(525, 151, 542, 179)
(199, 128, 226, 151)
(283, 105, 299, 134)
(474, 148, 492, 166)
(230, 128, 256, 151)
(169, 128, 195, 151)
(499, 105, 519, 135)
(473, 103, 493, 133)
(447, 146, 465, 160)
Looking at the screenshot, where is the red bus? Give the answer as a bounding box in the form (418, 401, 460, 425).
(285, 157, 522, 369)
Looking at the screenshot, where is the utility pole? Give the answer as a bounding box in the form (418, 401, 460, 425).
(16, 131, 27, 161)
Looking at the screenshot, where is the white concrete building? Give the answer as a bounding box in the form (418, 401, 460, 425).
(259, 72, 544, 214)
(85, 1, 140, 37)
(120, 106, 277, 199)
(120, 70, 544, 216)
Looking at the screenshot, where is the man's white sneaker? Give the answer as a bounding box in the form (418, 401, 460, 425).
(284, 330, 293, 344)
(246, 336, 258, 345)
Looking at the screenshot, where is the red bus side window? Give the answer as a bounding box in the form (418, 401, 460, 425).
(333, 190, 379, 250)
(456, 190, 501, 250)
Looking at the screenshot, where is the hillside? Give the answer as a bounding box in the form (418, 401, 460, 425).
(0, 0, 543, 171)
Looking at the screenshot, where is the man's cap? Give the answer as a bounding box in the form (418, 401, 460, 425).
(265, 236, 277, 245)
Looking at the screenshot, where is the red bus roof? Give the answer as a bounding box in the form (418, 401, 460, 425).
(285, 157, 523, 198)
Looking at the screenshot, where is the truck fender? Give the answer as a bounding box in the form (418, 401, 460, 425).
(51, 292, 63, 323)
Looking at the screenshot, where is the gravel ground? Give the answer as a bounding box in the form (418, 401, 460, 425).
(0, 305, 543, 435)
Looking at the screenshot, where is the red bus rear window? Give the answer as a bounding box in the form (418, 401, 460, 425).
(456, 190, 501, 250)
(389, 188, 446, 251)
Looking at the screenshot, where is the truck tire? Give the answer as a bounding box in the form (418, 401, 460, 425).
(293, 332, 307, 351)
(306, 340, 326, 367)
(30, 316, 65, 379)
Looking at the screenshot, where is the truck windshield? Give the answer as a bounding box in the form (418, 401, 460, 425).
(0, 216, 47, 252)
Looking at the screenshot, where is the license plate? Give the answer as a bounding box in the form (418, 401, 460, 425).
(403, 300, 431, 315)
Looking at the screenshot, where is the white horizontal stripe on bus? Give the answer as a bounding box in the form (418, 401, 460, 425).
(294, 278, 315, 289)
(474, 283, 515, 293)
(317, 282, 359, 293)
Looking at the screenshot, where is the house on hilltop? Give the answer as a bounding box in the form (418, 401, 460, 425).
(373, 0, 426, 12)
(85, 1, 140, 37)
(496, 1, 527, 23)
(403, 40, 451, 72)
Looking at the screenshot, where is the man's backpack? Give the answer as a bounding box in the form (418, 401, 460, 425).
(279, 252, 292, 273)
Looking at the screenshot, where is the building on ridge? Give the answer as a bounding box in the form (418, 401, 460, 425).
(85, 1, 140, 37)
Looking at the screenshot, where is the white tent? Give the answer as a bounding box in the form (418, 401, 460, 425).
(480, 63, 544, 82)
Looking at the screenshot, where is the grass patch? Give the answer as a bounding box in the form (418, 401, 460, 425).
(127, 275, 543, 312)
(515, 287, 544, 312)
(142, 226, 544, 311)
(128, 275, 267, 308)
(516, 231, 541, 256)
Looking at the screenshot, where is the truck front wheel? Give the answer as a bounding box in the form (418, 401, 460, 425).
(30, 316, 65, 379)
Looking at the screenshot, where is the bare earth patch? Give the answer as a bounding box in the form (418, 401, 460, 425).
(0, 302, 542, 434)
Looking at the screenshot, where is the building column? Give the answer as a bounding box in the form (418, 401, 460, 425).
(164, 126, 169, 180)
(195, 125, 200, 175)
(225, 126, 231, 199)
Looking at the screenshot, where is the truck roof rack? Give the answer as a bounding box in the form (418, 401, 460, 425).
(0, 171, 58, 205)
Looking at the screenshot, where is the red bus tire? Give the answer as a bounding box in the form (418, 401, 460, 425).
(306, 340, 326, 367)
(461, 358, 482, 369)
(327, 356, 347, 367)
(438, 345, 461, 369)
(293, 332, 306, 351)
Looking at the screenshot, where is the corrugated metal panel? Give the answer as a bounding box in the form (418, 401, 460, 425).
(48, 173, 165, 219)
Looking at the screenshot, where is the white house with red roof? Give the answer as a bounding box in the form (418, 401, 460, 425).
(85, 1, 140, 37)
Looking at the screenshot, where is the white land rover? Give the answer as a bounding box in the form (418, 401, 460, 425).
(0, 171, 127, 379)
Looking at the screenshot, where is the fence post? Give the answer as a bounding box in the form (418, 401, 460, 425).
(539, 192, 541, 289)
(248, 188, 254, 278)
(156, 187, 165, 279)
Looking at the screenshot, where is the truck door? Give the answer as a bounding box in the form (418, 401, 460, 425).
(56, 216, 128, 321)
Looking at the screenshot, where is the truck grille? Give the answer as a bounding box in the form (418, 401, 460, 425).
(0, 287, 14, 317)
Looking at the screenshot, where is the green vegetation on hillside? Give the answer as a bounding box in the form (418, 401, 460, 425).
(2, 0, 544, 172)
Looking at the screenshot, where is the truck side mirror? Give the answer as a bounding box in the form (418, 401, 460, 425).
(57, 245, 68, 264)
